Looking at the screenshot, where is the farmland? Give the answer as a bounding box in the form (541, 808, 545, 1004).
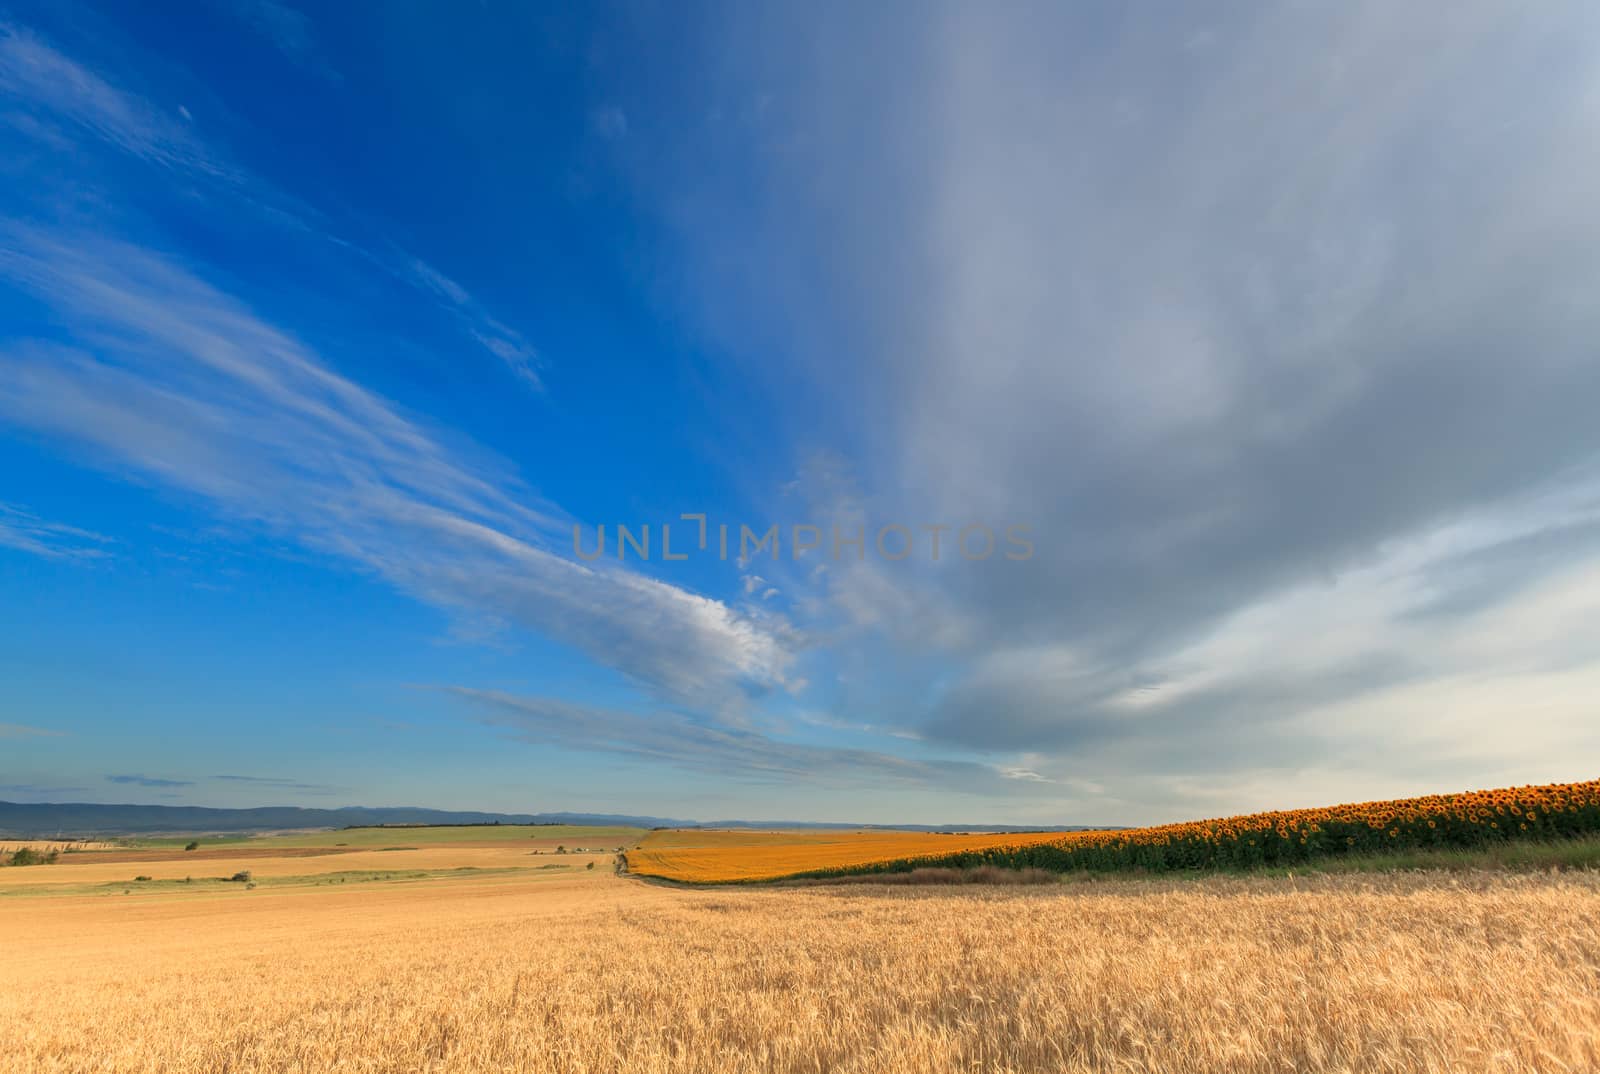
(4, 848, 1598, 1073)
(0, 840, 117, 854)
(0, 824, 630, 898)
(627, 828, 1074, 883)
(7, 795, 1600, 1072)
(627, 779, 1600, 883)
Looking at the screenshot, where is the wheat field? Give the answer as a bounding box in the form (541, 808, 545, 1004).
(5, 863, 1598, 1073)
(0, 844, 614, 891)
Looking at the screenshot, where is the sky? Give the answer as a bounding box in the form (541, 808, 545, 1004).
(3, 2, 1600, 826)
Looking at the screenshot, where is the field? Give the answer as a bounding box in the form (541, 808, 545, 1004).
(6, 802, 1600, 1072)
(4, 852, 1599, 1073)
(0, 840, 117, 854)
(627, 828, 1074, 882)
(628, 780, 1600, 883)
(0, 825, 632, 898)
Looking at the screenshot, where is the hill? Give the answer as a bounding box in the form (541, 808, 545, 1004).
(0, 801, 1103, 838)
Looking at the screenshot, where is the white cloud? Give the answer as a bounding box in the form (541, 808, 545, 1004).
(0, 21, 537, 389)
(402, 256, 543, 390)
(0, 503, 110, 560)
(0, 225, 795, 711)
(0, 21, 228, 176)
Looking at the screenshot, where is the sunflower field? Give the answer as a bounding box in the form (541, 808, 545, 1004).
(793, 779, 1600, 879)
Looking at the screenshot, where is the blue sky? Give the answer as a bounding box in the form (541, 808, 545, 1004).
(4, 2, 1600, 825)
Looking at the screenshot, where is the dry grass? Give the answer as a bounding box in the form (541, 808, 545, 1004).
(629, 828, 1073, 882)
(4, 865, 1598, 1072)
(0, 845, 613, 890)
(0, 840, 116, 855)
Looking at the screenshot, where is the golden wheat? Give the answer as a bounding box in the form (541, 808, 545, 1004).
(4, 865, 1597, 1073)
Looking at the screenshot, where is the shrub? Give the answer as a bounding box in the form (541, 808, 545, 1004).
(184, 841, 199, 851)
(134, 875, 153, 882)
(586, 861, 595, 870)
(7, 847, 55, 866)
(228, 870, 252, 883)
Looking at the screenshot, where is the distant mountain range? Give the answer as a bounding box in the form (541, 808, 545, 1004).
(0, 801, 1103, 837)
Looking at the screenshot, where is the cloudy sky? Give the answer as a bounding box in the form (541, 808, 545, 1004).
(4, 2, 1599, 825)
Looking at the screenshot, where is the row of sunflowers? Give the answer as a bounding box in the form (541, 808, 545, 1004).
(793, 779, 1600, 878)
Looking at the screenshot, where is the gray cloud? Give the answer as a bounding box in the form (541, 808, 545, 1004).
(445, 686, 1043, 796)
(649, 2, 1600, 792)
(106, 774, 194, 788)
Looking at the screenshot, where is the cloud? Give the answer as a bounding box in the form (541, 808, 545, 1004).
(223, 0, 338, 79)
(106, 774, 194, 788)
(213, 774, 338, 794)
(0, 224, 797, 712)
(0, 723, 69, 738)
(400, 255, 543, 389)
(0, 21, 229, 176)
(650, 2, 1600, 798)
(0, 503, 111, 560)
(789, 709, 921, 742)
(0, 20, 535, 389)
(590, 105, 629, 140)
(446, 686, 1043, 795)
(9, 5, 1600, 816)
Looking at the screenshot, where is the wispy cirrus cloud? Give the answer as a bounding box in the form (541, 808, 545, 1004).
(0, 503, 110, 560)
(446, 686, 1046, 795)
(106, 774, 193, 788)
(214, 774, 338, 794)
(0, 21, 228, 176)
(0, 223, 795, 712)
(0, 19, 538, 390)
(222, 0, 338, 80)
(400, 255, 542, 390)
(0, 722, 69, 738)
